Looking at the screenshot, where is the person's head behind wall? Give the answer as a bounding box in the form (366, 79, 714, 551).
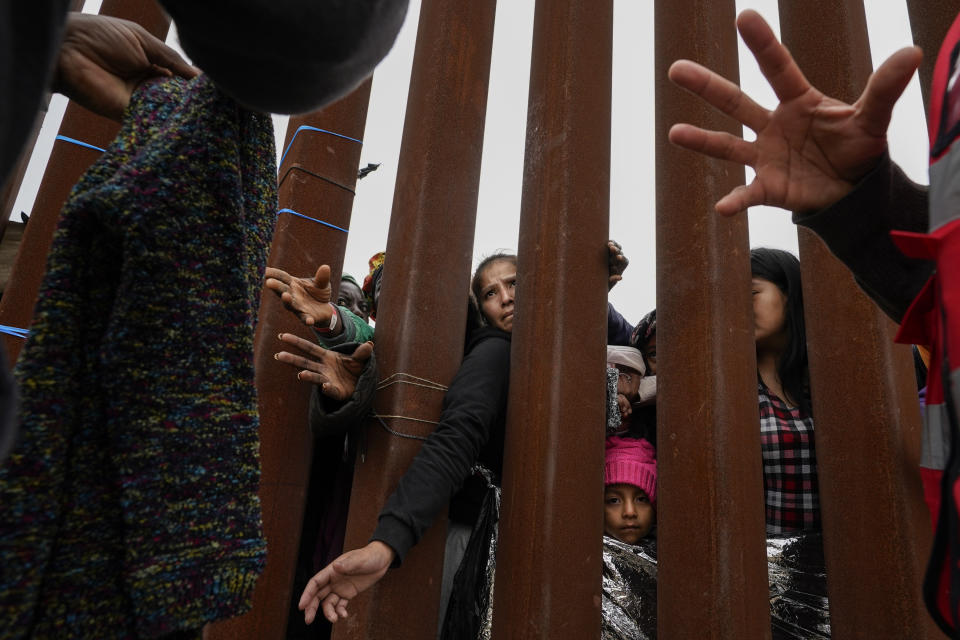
(338, 274, 368, 322)
(606, 345, 646, 402)
(604, 436, 657, 545)
(470, 253, 517, 333)
(362, 252, 386, 321)
(750, 247, 810, 413)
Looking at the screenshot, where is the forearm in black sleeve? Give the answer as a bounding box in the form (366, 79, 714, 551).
(370, 337, 509, 565)
(793, 154, 933, 323)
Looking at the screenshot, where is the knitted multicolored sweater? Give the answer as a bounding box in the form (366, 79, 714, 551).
(0, 75, 275, 638)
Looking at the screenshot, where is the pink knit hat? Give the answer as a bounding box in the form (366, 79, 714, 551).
(604, 436, 657, 504)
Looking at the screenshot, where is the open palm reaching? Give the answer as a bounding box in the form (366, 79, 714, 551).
(667, 9, 921, 215)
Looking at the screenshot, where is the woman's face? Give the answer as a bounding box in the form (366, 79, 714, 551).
(752, 277, 788, 351)
(337, 280, 368, 322)
(478, 260, 516, 333)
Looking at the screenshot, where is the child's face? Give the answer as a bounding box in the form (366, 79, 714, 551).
(615, 365, 643, 401)
(604, 483, 655, 545)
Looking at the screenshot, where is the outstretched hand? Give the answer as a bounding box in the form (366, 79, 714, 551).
(275, 335, 373, 401)
(265, 265, 338, 331)
(299, 541, 395, 624)
(607, 240, 629, 290)
(667, 9, 921, 215)
(53, 13, 199, 121)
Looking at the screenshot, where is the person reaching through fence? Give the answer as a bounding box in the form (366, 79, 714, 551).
(289, 253, 515, 638)
(666, 8, 960, 630)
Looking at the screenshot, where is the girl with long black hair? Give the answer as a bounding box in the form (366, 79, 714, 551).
(751, 247, 819, 534)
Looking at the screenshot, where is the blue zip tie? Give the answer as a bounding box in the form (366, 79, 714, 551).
(55, 135, 106, 153)
(279, 126, 362, 168)
(0, 325, 29, 339)
(278, 208, 349, 233)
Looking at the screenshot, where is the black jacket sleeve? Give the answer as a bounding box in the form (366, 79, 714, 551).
(307, 342, 378, 438)
(793, 154, 933, 323)
(160, 0, 408, 114)
(371, 334, 510, 565)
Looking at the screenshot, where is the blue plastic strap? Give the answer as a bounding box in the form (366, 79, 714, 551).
(277, 209, 349, 233)
(0, 325, 28, 339)
(279, 126, 362, 168)
(55, 135, 105, 153)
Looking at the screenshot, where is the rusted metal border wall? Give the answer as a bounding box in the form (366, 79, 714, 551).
(205, 81, 373, 640)
(333, 0, 497, 638)
(779, 2, 942, 636)
(654, 1, 772, 638)
(490, 0, 611, 637)
(0, 0, 170, 365)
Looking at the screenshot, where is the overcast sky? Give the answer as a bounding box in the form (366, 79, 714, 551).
(12, 0, 928, 325)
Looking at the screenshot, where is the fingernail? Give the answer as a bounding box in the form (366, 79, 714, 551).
(278, 333, 284, 340)
(274, 353, 279, 360)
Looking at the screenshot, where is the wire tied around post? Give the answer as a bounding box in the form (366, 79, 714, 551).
(371, 373, 449, 441)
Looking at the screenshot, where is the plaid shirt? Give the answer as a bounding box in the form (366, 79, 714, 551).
(758, 382, 820, 534)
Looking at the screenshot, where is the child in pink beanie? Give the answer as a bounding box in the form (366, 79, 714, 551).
(604, 436, 657, 545)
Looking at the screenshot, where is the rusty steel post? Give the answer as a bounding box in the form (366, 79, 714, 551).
(488, 0, 611, 638)
(654, 1, 771, 638)
(779, 2, 943, 637)
(906, 0, 960, 112)
(331, 0, 496, 638)
(204, 80, 373, 640)
(0, 0, 170, 365)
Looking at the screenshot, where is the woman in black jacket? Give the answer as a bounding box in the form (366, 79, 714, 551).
(296, 253, 517, 628)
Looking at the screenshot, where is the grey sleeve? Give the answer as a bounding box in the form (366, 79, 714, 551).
(160, 0, 408, 114)
(793, 154, 933, 323)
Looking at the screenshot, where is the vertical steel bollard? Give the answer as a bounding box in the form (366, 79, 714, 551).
(0, 0, 170, 365)
(489, 0, 611, 638)
(331, 0, 496, 638)
(779, 1, 942, 637)
(906, 0, 959, 111)
(204, 80, 373, 640)
(654, 1, 771, 637)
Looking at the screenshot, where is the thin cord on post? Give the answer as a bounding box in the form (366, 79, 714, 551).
(0, 325, 29, 339)
(371, 373, 449, 440)
(277, 208, 349, 233)
(278, 125, 363, 168)
(54, 135, 105, 153)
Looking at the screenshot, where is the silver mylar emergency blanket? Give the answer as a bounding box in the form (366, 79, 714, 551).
(768, 533, 830, 639)
(601, 532, 830, 639)
(602, 535, 658, 640)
